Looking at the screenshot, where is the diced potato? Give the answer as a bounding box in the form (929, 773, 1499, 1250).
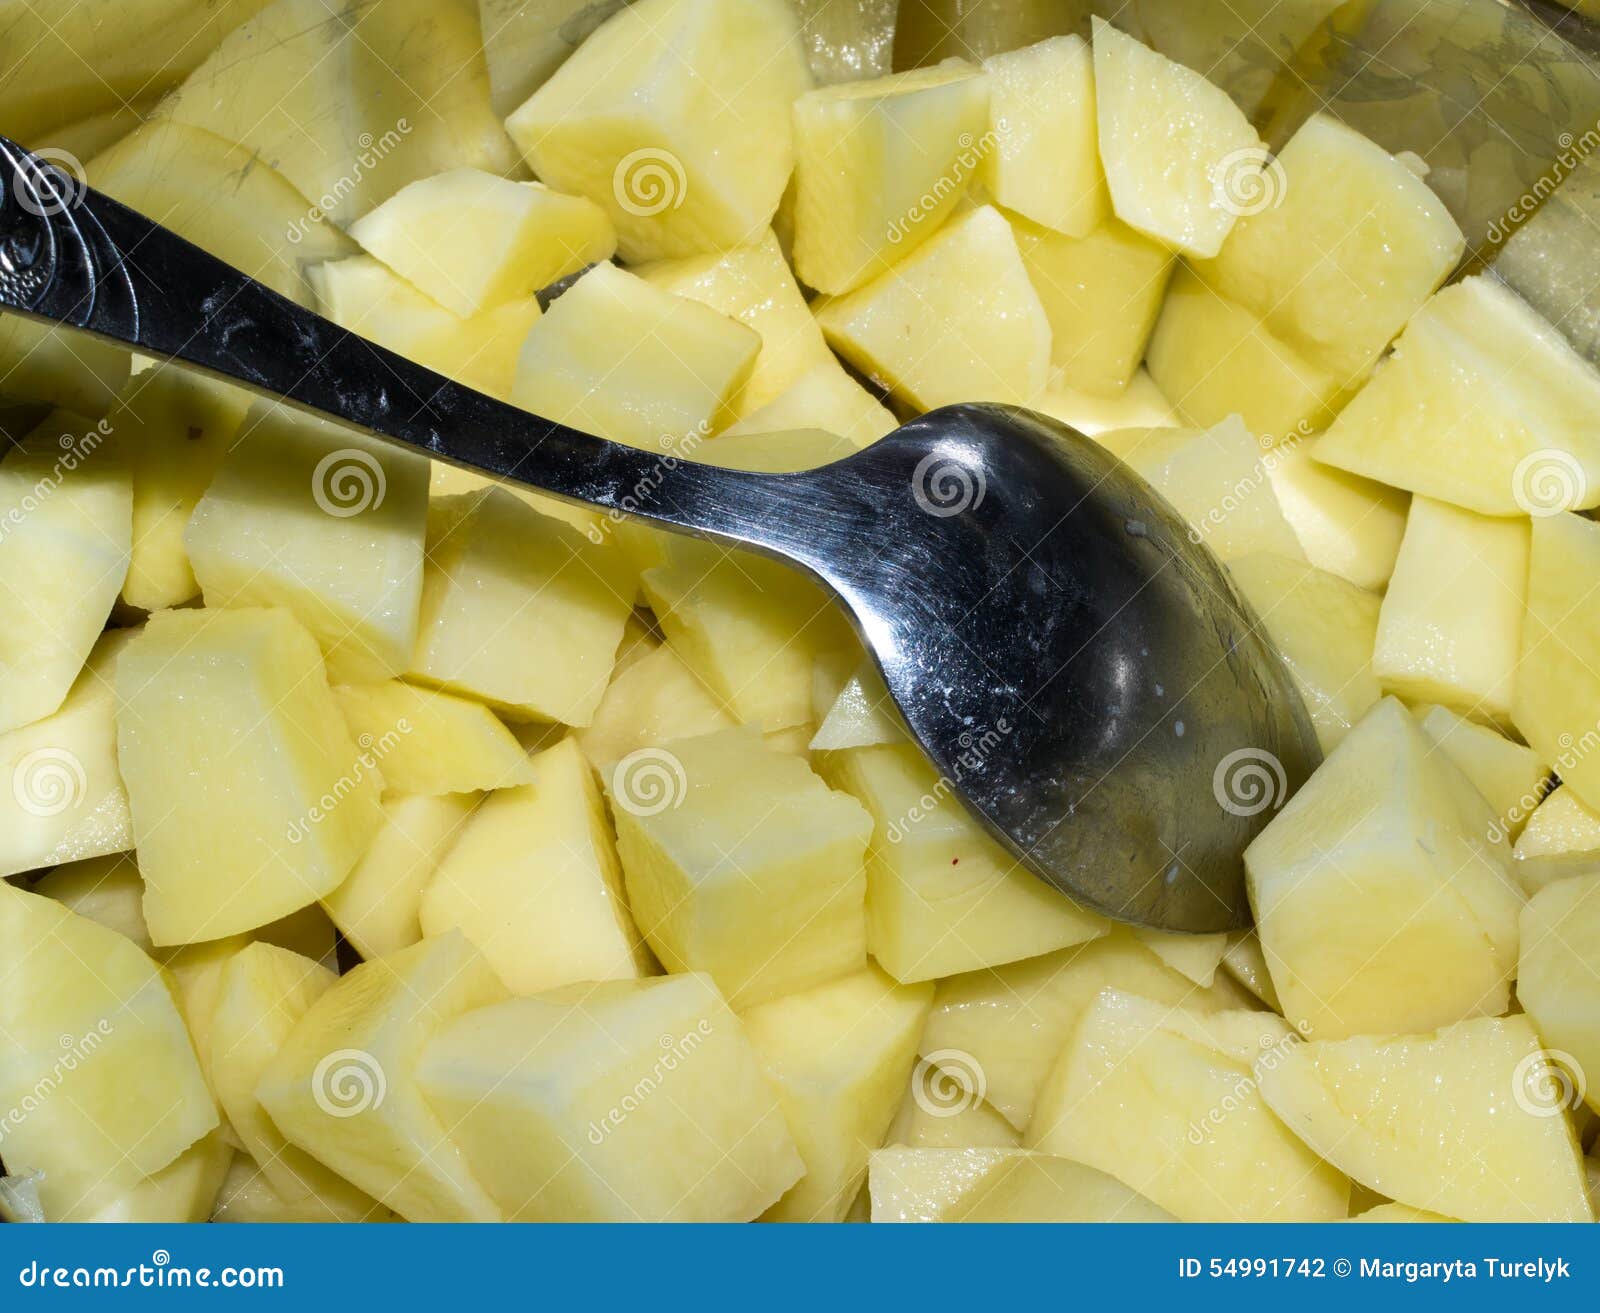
(1514, 788, 1600, 896)
(1348, 1202, 1459, 1223)
(948, 1155, 1174, 1223)
(868, 1147, 1024, 1222)
(1514, 513, 1600, 819)
(1120, 418, 1305, 562)
(186, 407, 429, 683)
(1417, 705, 1550, 844)
(575, 642, 735, 771)
(1264, 436, 1409, 591)
(1256, 1015, 1593, 1222)
(57, 1132, 233, 1224)
(408, 488, 634, 726)
(1028, 989, 1349, 1221)
(1092, 18, 1262, 259)
(257, 933, 510, 1223)
(1145, 267, 1343, 441)
(88, 120, 354, 309)
(0, 630, 135, 879)
(158, 0, 516, 226)
(1227, 552, 1382, 752)
(815, 205, 1052, 409)
(420, 738, 652, 994)
(811, 657, 904, 751)
(513, 263, 760, 448)
(0, 318, 130, 418)
(0, 884, 218, 1218)
(791, 63, 989, 294)
(1134, 928, 1230, 989)
(1198, 113, 1464, 381)
(310, 256, 541, 401)
(212, 1155, 393, 1224)
(507, 0, 810, 262)
(743, 967, 933, 1221)
(1010, 213, 1173, 397)
(980, 35, 1107, 238)
(1032, 370, 1180, 437)
(917, 930, 1235, 1131)
(417, 973, 803, 1221)
(208, 943, 382, 1214)
(789, 0, 896, 84)
(477, 0, 626, 117)
(1373, 498, 1527, 726)
(32, 853, 150, 950)
(322, 792, 477, 959)
(1315, 277, 1600, 515)
(885, 1081, 1021, 1150)
(332, 681, 534, 795)
(637, 230, 836, 417)
(1220, 930, 1281, 1010)
(117, 608, 385, 945)
(610, 728, 870, 1006)
(720, 360, 897, 448)
(823, 744, 1108, 985)
(1518, 874, 1600, 1115)
(349, 170, 616, 317)
(0, 420, 131, 734)
(1245, 698, 1522, 1039)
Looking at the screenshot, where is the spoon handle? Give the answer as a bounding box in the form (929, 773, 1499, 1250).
(0, 136, 835, 568)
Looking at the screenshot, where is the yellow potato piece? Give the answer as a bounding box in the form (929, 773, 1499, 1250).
(948, 1154, 1174, 1223)
(1514, 787, 1600, 895)
(1263, 436, 1409, 591)
(868, 1146, 1025, 1222)
(332, 680, 534, 796)
(1417, 704, 1551, 844)
(1518, 873, 1600, 1116)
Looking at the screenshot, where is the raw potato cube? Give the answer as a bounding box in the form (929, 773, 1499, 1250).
(322, 792, 477, 960)
(980, 35, 1108, 238)
(885, 1081, 1021, 1150)
(720, 360, 897, 448)
(1121, 418, 1305, 562)
(349, 170, 616, 317)
(0, 317, 129, 418)
(257, 933, 510, 1223)
(1011, 213, 1173, 397)
(310, 256, 541, 402)
(1198, 113, 1463, 380)
(56, 1132, 233, 1224)
(1220, 930, 1281, 1011)
(790, 63, 989, 294)
(811, 657, 904, 752)
(1257, 1015, 1593, 1223)
(1227, 552, 1382, 752)
(0, 630, 134, 878)
(1092, 18, 1263, 259)
(918, 930, 1236, 1131)
(1034, 370, 1180, 437)
(742, 967, 933, 1221)
(408, 489, 634, 726)
(208, 943, 382, 1214)
(158, 0, 516, 226)
(420, 738, 652, 994)
(868, 1147, 1024, 1222)
(1314, 276, 1600, 515)
(1134, 928, 1229, 988)
(513, 263, 760, 449)
(32, 853, 150, 951)
(186, 407, 429, 684)
(1145, 267, 1343, 442)
(1417, 705, 1550, 843)
(0, 420, 130, 734)
(417, 973, 803, 1221)
(1373, 498, 1527, 725)
(211, 1154, 393, 1224)
(815, 205, 1052, 409)
(948, 1155, 1174, 1223)
(117, 608, 386, 945)
(823, 744, 1108, 984)
(1028, 989, 1349, 1221)
(637, 230, 835, 417)
(332, 681, 534, 795)
(507, 0, 811, 262)
(1245, 698, 1522, 1039)
(576, 643, 735, 771)
(1519, 874, 1600, 1114)
(0, 884, 218, 1218)
(478, 0, 628, 116)
(611, 729, 870, 1006)
(1515, 788, 1600, 895)
(1517, 513, 1600, 815)
(1264, 437, 1408, 591)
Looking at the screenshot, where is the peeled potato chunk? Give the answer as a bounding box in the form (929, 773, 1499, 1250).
(507, 0, 811, 262)
(349, 170, 616, 317)
(1245, 698, 1522, 1039)
(420, 737, 652, 994)
(743, 967, 933, 1222)
(576, 643, 735, 772)
(1417, 705, 1550, 845)
(609, 728, 871, 1007)
(1091, 18, 1263, 259)
(815, 204, 1052, 409)
(1263, 437, 1408, 592)
(1515, 788, 1600, 895)
(868, 1147, 1025, 1222)
(1518, 874, 1600, 1117)
(1256, 1015, 1593, 1223)
(417, 973, 803, 1221)
(117, 607, 386, 946)
(332, 680, 534, 796)
(791, 63, 989, 294)
(1028, 989, 1350, 1221)
(948, 1155, 1174, 1223)
(720, 360, 898, 448)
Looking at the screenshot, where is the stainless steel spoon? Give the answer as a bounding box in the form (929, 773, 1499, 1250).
(0, 139, 1320, 933)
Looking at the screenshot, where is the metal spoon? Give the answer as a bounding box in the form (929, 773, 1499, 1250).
(0, 139, 1320, 933)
